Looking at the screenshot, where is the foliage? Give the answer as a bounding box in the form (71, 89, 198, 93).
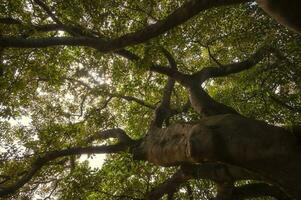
(0, 0, 300, 199)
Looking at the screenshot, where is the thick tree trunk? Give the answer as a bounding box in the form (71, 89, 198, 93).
(256, 0, 301, 33)
(135, 114, 301, 199)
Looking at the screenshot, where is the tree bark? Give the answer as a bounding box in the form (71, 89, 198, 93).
(134, 114, 301, 199)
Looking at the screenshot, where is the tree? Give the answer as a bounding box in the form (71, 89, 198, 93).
(0, 0, 300, 199)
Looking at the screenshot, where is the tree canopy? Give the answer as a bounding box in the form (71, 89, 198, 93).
(0, 0, 301, 199)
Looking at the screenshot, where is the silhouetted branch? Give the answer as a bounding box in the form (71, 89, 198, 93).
(63, 77, 155, 109)
(269, 94, 301, 114)
(109, 93, 156, 109)
(232, 183, 291, 200)
(87, 128, 136, 145)
(0, 17, 22, 25)
(0, 143, 130, 197)
(207, 46, 223, 67)
(192, 46, 275, 83)
(33, 0, 62, 25)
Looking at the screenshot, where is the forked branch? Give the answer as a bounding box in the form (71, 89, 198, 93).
(151, 46, 278, 116)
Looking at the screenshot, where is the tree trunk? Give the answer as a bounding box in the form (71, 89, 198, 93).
(135, 114, 301, 199)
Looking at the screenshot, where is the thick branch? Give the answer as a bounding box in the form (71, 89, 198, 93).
(0, 0, 250, 51)
(214, 181, 234, 200)
(150, 65, 190, 86)
(184, 46, 280, 116)
(182, 163, 262, 183)
(184, 164, 289, 199)
(188, 85, 239, 116)
(145, 169, 190, 200)
(152, 49, 177, 127)
(106, 0, 250, 50)
(233, 183, 291, 200)
(0, 17, 22, 25)
(152, 46, 276, 116)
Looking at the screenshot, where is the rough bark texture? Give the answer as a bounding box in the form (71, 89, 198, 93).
(135, 114, 301, 199)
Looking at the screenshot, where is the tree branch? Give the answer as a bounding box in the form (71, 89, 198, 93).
(145, 169, 190, 200)
(108, 92, 156, 109)
(87, 128, 136, 145)
(0, 144, 130, 197)
(192, 46, 275, 83)
(33, 0, 62, 25)
(214, 181, 234, 200)
(269, 94, 301, 114)
(232, 183, 291, 200)
(182, 163, 262, 183)
(105, 0, 251, 51)
(151, 46, 277, 116)
(151, 48, 177, 127)
(184, 46, 281, 116)
(0, 17, 23, 25)
(182, 164, 290, 199)
(207, 45, 223, 67)
(0, 0, 250, 52)
(63, 77, 155, 109)
(0, 16, 140, 61)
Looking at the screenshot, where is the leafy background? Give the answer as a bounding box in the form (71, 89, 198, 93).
(0, 0, 300, 199)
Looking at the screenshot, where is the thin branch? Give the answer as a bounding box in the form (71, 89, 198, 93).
(63, 77, 156, 109)
(0, 36, 105, 49)
(0, 16, 140, 61)
(105, 0, 250, 51)
(207, 46, 223, 67)
(109, 92, 156, 109)
(43, 179, 60, 200)
(87, 128, 136, 145)
(193, 46, 275, 83)
(269, 94, 301, 114)
(33, 0, 62, 25)
(0, 143, 130, 197)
